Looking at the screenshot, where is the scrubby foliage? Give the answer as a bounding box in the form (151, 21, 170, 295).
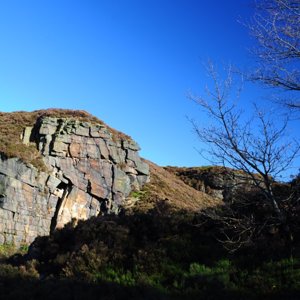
(1, 197, 300, 299)
(0, 109, 131, 170)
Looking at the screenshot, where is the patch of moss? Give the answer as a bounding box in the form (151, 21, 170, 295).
(130, 190, 147, 199)
(0, 243, 29, 259)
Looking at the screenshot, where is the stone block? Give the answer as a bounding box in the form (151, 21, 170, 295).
(15, 222, 26, 232)
(39, 124, 57, 135)
(69, 143, 85, 158)
(22, 127, 33, 145)
(75, 124, 90, 137)
(135, 159, 150, 175)
(90, 125, 106, 137)
(109, 146, 126, 164)
(52, 141, 69, 155)
(0, 209, 14, 220)
(46, 175, 61, 192)
(113, 167, 131, 197)
(127, 149, 139, 162)
(137, 175, 150, 186)
(97, 139, 109, 159)
(1, 199, 18, 213)
(90, 197, 101, 213)
(122, 140, 140, 151)
(87, 144, 100, 159)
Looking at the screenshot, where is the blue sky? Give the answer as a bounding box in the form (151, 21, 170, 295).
(0, 0, 298, 176)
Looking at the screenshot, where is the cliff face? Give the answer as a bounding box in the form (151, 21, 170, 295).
(0, 113, 149, 245)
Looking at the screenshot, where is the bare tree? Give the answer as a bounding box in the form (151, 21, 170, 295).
(197, 205, 273, 253)
(249, 0, 300, 108)
(189, 63, 299, 221)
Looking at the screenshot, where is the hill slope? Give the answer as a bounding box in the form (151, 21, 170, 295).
(129, 161, 221, 213)
(0, 108, 219, 246)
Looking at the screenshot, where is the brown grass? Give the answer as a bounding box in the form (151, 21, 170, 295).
(0, 108, 131, 170)
(131, 160, 222, 213)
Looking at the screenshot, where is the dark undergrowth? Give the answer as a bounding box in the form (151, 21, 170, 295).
(1, 199, 300, 299)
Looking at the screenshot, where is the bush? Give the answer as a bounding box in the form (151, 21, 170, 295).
(1, 205, 300, 299)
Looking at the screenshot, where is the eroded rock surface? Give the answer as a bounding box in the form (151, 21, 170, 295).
(0, 116, 149, 245)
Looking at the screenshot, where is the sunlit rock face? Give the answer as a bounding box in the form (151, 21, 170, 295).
(0, 116, 149, 245)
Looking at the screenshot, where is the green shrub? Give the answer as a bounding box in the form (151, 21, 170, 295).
(0, 243, 16, 258)
(95, 267, 136, 286)
(1, 206, 299, 299)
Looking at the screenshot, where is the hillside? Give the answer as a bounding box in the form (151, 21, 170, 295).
(0, 109, 299, 299)
(129, 161, 221, 213)
(165, 166, 259, 201)
(0, 109, 220, 246)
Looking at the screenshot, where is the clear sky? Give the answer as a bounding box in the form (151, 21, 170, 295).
(0, 0, 298, 176)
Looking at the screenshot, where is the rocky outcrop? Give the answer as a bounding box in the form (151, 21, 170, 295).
(165, 166, 255, 202)
(0, 116, 149, 245)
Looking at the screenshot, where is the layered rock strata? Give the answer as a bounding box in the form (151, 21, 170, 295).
(0, 116, 149, 245)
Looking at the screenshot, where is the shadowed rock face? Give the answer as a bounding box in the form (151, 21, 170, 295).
(0, 116, 149, 245)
